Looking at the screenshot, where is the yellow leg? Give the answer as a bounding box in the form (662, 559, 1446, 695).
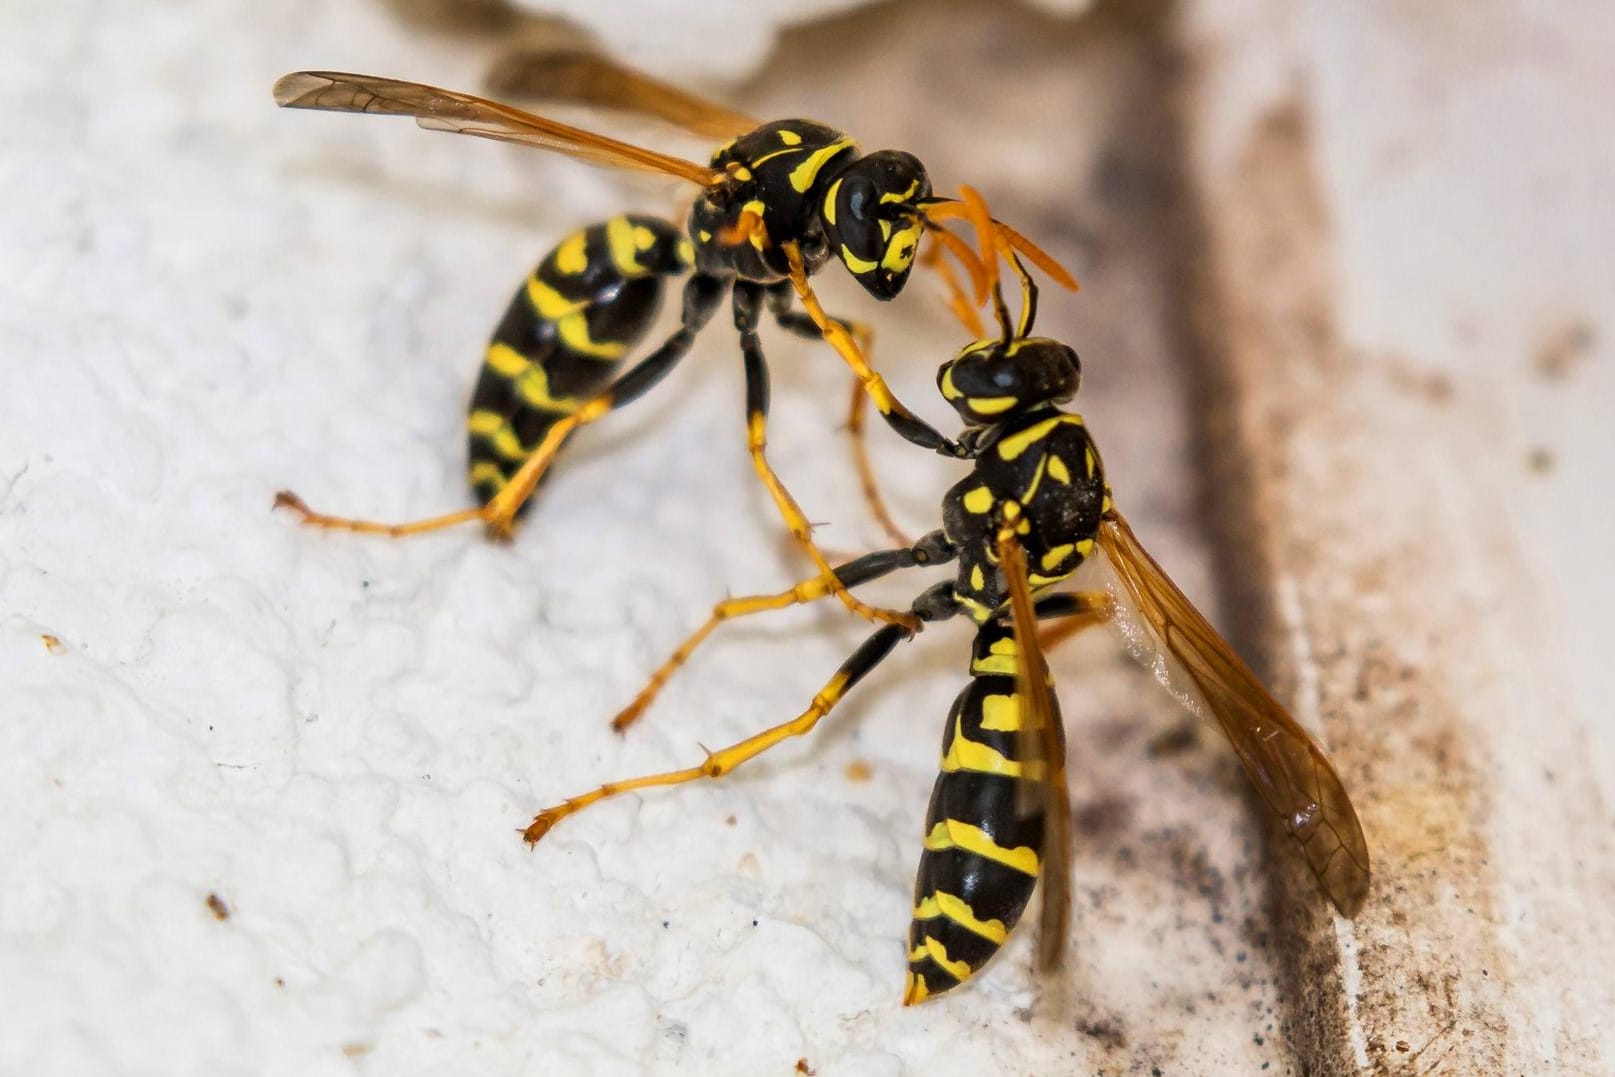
(274, 394, 610, 542)
(844, 375, 913, 549)
(525, 621, 908, 844)
(610, 572, 845, 734)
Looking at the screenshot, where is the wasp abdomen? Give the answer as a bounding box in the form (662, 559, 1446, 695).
(467, 214, 694, 505)
(905, 624, 1051, 1003)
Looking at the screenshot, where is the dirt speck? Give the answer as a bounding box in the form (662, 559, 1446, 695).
(205, 892, 231, 920)
(844, 758, 874, 782)
(1534, 319, 1596, 381)
(41, 633, 65, 654)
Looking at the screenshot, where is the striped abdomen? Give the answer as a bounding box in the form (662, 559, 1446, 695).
(467, 214, 694, 506)
(905, 622, 1056, 1003)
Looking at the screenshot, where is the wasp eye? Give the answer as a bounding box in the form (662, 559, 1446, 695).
(843, 176, 876, 222)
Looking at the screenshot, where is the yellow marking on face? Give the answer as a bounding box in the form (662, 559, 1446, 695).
(633, 225, 659, 251)
(941, 725, 1022, 777)
(995, 416, 1063, 461)
(526, 275, 587, 320)
(970, 395, 1016, 415)
(924, 821, 1039, 879)
(823, 177, 841, 226)
(881, 221, 922, 272)
(962, 485, 994, 514)
(778, 129, 802, 146)
(1047, 454, 1071, 484)
(606, 216, 646, 276)
(557, 312, 627, 360)
(940, 366, 961, 400)
(970, 564, 985, 592)
(839, 245, 878, 274)
(979, 692, 1022, 732)
(677, 238, 695, 266)
(553, 231, 589, 276)
(468, 460, 507, 488)
(880, 178, 920, 205)
(698, 229, 713, 243)
(912, 890, 1010, 944)
(729, 164, 752, 182)
(468, 410, 528, 461)
(1040, 544, 1075, 572)
(789, 137, 855, 193)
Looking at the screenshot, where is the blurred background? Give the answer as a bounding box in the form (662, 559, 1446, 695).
(2, 0, 1610, 1073)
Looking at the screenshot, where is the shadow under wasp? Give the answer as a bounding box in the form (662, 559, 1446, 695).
(521, 189, 1370, 1002)
(268, 50, 1073, 632)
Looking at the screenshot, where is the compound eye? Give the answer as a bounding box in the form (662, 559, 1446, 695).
(842, 175, 876, 222)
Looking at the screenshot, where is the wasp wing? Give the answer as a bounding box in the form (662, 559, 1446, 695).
(273, 71, 724, 187)
(1095, 511, 1370, 916)
(996, 524, 1073, 974)
(485, 48, 760, 142)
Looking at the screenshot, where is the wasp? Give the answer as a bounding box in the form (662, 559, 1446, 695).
(269, 52, 1072, 629)
(521, 192, 1370, 1001)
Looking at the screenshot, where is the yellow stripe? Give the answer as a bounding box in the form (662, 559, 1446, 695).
(553, 231, 589, 276)
(1047, 454, 1071, 484)
(485, 341, 530, 378)
(789, 137, 855, 193)
(968, 395, 1017, 415)
(880, 178, 920, 205)
(823, 177, 841, 226)
(924, 820, 1040, 877)
(1085, 444, 1099, 478)
(939, 365, 961, 400)
(840, 245, 877, 274)
(526, 275, 587, 320)
(969, 564, 985, 592)
(778, 129, 802, 146)
(556, 312, 626, 360)
(605, 216, 646, 276)
(741, 199, 769, 250)
(971, 635, 1018, 676)
(1022, 454, 1049, 502)
(920, 935, 974, 981)
(995, 416, 1063, 461)
(1040, 544, 1074, 572)
(979, 692, 1021, 732)
(468, 461, 507, 488)
(903, 971, 930, 1004)
(468, 410, 529, 461)
(941, 721, 1022, 777)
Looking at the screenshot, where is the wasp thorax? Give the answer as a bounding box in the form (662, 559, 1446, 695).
(822, 151, 930, 301)
(936, 337, 1080, 425)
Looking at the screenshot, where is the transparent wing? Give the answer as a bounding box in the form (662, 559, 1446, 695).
(273, 71, 724, 187)
(485, 48, 760, 142)
(996, 524, 1073, 973)
(1095, 511, 1371, 915)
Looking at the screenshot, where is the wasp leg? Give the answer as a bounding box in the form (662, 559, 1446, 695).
(526, 581, 968, 844)
(782, 242, 968, 463)
(733, 282, 919, 631)
(1033, 591, 1112, 651)
(274, 273, 727, 541)
(612, 531, 957, 734)
(766, 289, 913, 550)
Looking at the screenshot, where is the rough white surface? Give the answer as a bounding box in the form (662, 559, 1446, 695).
(2, 0, 1336, 1074)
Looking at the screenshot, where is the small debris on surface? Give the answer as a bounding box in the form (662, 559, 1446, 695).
(205, 892, 231, 920)
(1534, 318, 1596, 381)
(1526, 446, 1555, 474)
(794, 1059, 815, 1075)
(844, 758, 873, 782)
(41, 633, 65, 654)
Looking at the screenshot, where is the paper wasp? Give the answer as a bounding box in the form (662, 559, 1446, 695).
(521, 192, 1370, 1001)
(269, 51, 1072, 630)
